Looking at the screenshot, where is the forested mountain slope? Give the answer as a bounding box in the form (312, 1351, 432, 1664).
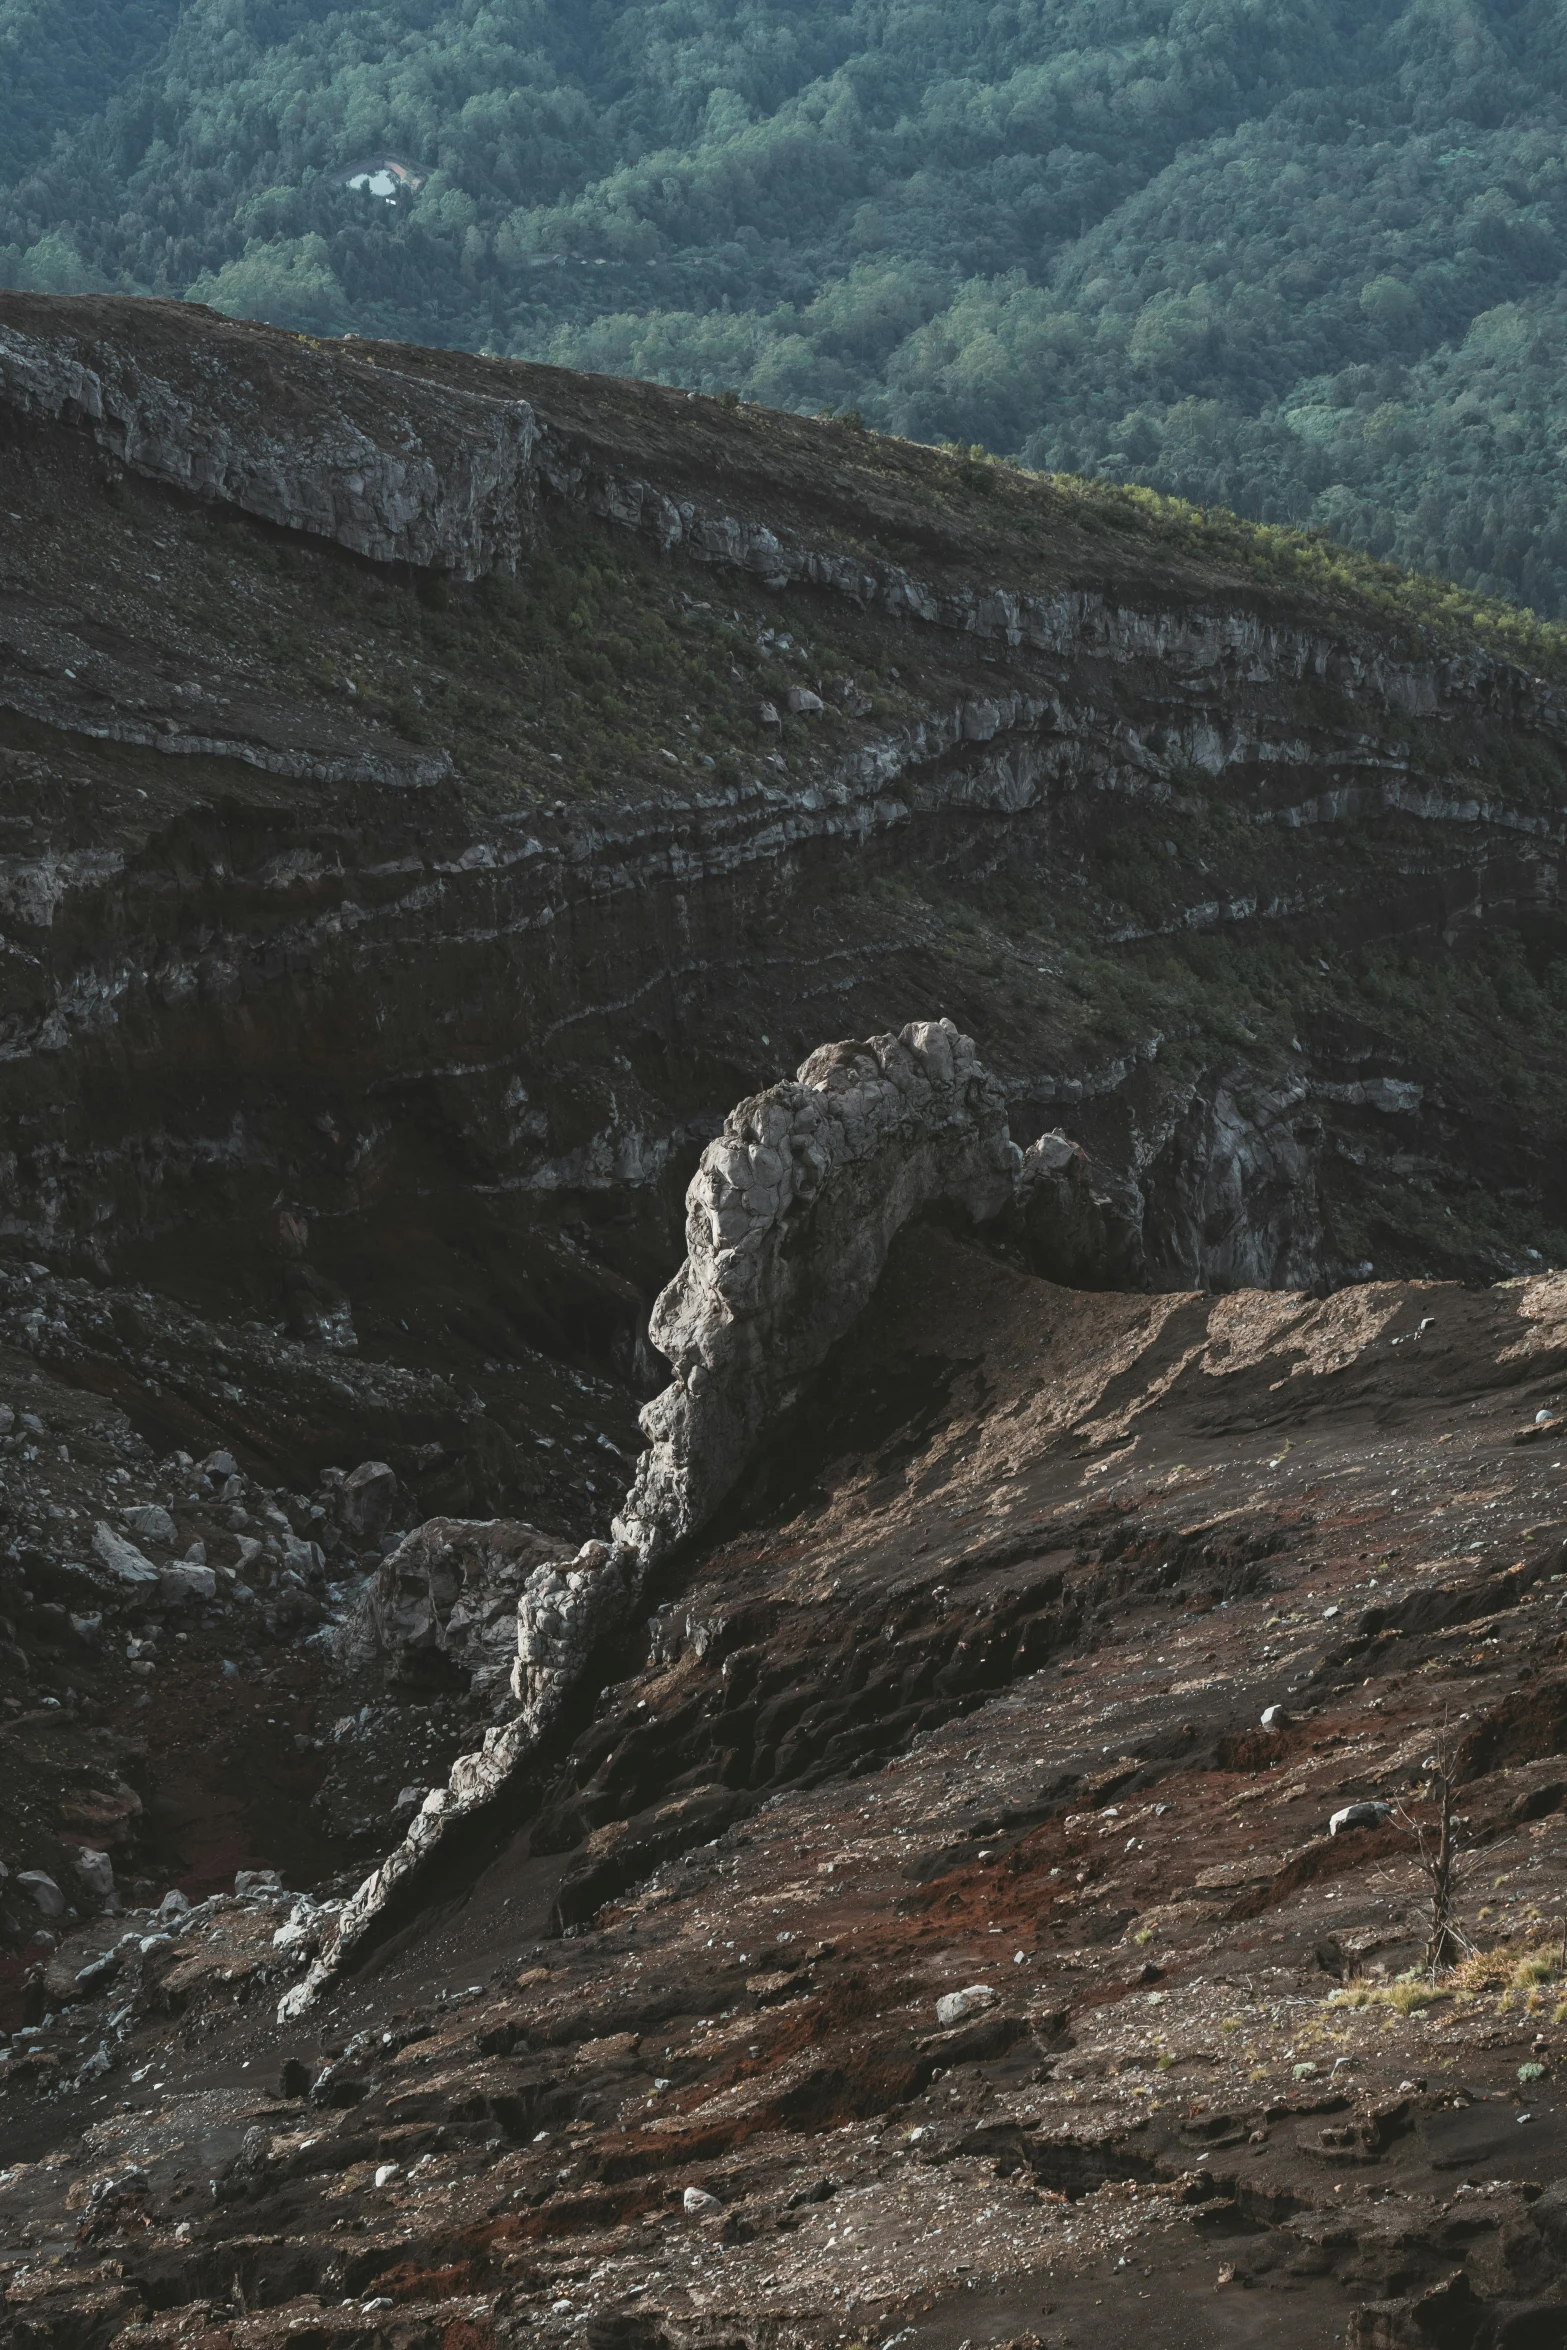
(4, 0, 1567, 615)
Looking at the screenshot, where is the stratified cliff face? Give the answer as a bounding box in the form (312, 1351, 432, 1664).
(0, 300, 540, 576)
(0, 290, 1565, 1541)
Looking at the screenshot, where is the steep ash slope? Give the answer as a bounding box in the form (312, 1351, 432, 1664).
(9, 1229, 1567, 2349)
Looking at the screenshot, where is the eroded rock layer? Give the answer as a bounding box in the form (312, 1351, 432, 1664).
(0, 296, 540, 577)
(616, 1019, 1020, 1562)
(0, 290, 1565, 1391)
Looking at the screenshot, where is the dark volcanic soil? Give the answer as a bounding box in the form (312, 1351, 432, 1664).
(7, 1225, 1567, 2347)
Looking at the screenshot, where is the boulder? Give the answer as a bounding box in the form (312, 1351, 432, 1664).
(122, 1504, 177, 1545)
(281, 1532, 323, 1580)
(18, 1870, 64, 1917)
(341, 1460, 397, 1538)
(273, 1900, 320, 1954)
(337, 1516, 563, 1693)
(71, 1848, 115, 1901)
(91, 1521, 159, 1586)
(158, 1562, 217, 1607)
(935, 1984, 997, 2028)
(1330, 1801, 1393, 1836)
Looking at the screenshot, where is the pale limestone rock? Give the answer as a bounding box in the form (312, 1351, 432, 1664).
(936, 1985, 997, 2027)
(91, 1521, 159, 1586)
(0, 300, 539, 578)
(158, 1562, 216, 1607)
(615, 1019, 1019, 1563)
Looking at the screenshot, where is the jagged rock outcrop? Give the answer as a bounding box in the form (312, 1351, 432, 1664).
(1137, 1070, 1336, 1292)
(1015, 1129, 1146, 1289)
(284, 1021, 1034, 2010)
(281, 1532, 611, 2019)
(335, 1516, 564, 1696)
(0, 295, 538, 575)
(613, 1019, 1021, 1563)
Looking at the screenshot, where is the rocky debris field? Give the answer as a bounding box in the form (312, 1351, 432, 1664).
(7, 1223, 1567, 2347)
(0, 1258, 620, 2013)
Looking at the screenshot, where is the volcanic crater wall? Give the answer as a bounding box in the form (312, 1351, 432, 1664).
(0, 292, 1564, 1508)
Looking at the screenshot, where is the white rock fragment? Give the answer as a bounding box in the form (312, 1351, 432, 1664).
(158, 1562, 217, 1606)
(122, 1504, 177, 1544)
(1329, 1801, 1392, 1836)
(935, 1984, 997, 2028)
(272, 1900, 318, 1953)
(92, 1521, 159, 1586)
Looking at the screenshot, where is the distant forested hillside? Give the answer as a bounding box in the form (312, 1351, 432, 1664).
(5, 0, 1567, 615)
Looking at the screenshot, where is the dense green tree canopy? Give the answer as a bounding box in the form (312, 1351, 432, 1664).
(6, 0, 1567, 612)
